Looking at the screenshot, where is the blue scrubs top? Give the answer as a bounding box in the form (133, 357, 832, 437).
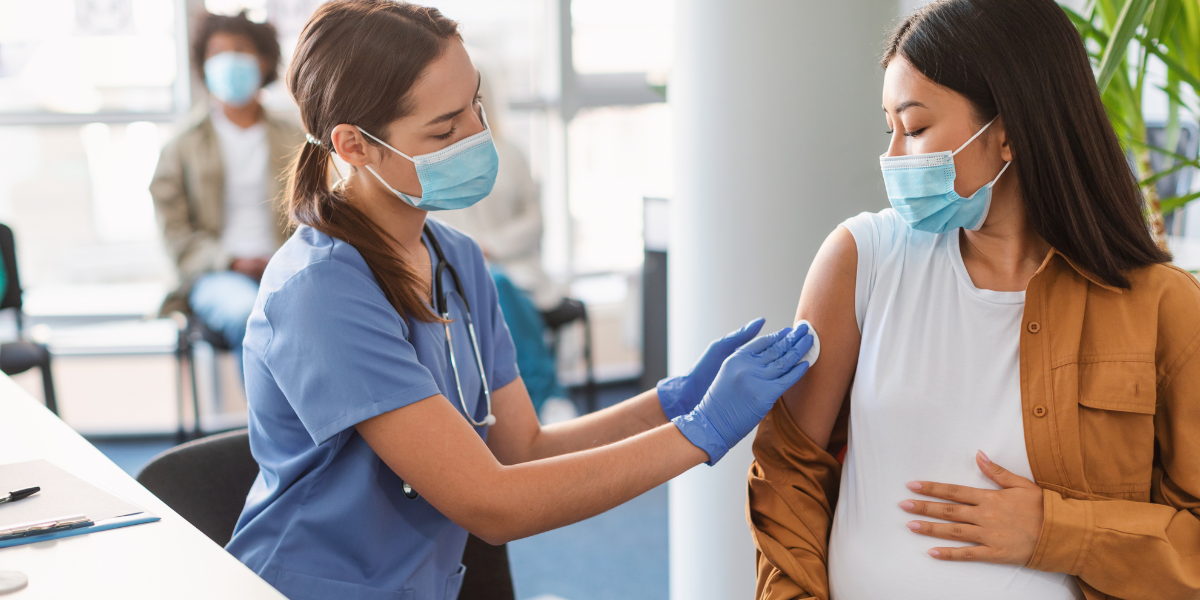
(226, 220, 519, 600)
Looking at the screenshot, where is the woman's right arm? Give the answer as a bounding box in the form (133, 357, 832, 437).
(356, 324, 812, 545)
(748, 225, 861, 600)
(356, 386, 706, 545)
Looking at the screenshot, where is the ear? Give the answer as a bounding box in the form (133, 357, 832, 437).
(997, 117, 1013, 162)
(330, 124, 376, 168)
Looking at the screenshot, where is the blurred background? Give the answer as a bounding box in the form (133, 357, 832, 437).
(0, 1, 673, 599)
(4, 0, 1200, 599)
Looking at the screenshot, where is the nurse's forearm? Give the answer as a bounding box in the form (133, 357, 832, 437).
(358, 392, 703, 547)
(525, 389, 668, 460)
(481, 422, 705, 544)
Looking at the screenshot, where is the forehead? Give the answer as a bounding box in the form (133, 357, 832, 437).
(882, 55, 956, 110)
(406, 40, 477, 119)
(207, 31, 256, 55)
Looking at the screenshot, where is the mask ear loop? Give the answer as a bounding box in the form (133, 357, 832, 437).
(354, 126, 423, 206)
(951, 115, 1000, 156)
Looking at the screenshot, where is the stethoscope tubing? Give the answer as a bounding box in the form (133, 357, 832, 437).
(425, 224, 495, 428)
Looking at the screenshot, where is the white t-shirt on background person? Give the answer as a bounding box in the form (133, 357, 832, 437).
(211, 108, 276, 260)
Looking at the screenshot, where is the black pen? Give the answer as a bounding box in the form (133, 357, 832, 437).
(0, 487, 40, 505)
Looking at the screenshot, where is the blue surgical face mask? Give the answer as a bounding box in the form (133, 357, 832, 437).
(879, 116, 1011, 234)
(204, 51, 262, 107)
(356, 108, 499, 212)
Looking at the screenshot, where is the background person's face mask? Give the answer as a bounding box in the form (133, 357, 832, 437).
(204, 51, 262, 107)
(356, 108, 499, 212)
(879, 116, 1011, 234)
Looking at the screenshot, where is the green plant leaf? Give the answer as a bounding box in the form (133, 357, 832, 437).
(1097, 0, 1155, 93)
(1159, 190, 1200, 212)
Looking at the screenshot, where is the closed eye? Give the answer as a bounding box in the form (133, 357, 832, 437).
(433, 126, 456, 141)
(904, 127, 927, 138)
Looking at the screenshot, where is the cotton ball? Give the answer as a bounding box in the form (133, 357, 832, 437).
(794, 319, 820, 366)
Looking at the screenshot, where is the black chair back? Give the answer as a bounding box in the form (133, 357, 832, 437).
(136, 429, 516, 599)
(136, 429, 259, 546)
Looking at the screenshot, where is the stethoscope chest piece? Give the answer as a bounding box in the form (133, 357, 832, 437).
(402, 481, 418, 500)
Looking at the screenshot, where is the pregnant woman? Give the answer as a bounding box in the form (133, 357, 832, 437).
(747, 0, 1200, 599)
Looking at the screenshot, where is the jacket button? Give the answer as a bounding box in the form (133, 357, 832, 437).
(1027, 322, 1041, 333)
(1033, 405, 1047, 418)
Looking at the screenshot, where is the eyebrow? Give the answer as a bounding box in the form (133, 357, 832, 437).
(422, 72, 483, 127)
(891, 100, 927, 115)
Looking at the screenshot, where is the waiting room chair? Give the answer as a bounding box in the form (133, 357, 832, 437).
(136, 428, 516, 599)
(0, 223, 57, 414)
(173, 313, 233, 441)
(541, 297, 597, 413)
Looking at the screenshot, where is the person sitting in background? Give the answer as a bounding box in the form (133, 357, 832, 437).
(150, 10, 304, 364)
(436, 77, 576, 422)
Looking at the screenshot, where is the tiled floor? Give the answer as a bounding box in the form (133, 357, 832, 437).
(92, 382, 668, 600)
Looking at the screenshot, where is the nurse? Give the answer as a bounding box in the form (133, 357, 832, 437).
(224, 2, 815, 599)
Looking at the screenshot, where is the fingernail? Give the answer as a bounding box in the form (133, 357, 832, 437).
(899, 500, 914, 511)
(928, 549, 940, 558)
(977, 450, 991, 464)
(905, 481, 922, 491)
(906, 521, 921, 531)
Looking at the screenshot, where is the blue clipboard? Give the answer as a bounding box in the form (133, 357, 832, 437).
(0, 460, 159, 549)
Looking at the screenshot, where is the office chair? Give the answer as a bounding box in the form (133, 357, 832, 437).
(541, 297, 597, 413)
(0, 224, 57, 414)
(136, 428, 516, 600)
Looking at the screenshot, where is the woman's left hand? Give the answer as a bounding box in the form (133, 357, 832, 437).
(899, 450, 1044, 565)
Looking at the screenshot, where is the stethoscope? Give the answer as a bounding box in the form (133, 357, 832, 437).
(401, 225, 495, 500)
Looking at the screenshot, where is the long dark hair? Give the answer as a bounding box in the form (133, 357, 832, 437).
(884, 0, 1170, 288)
(287, 0, 460, 321)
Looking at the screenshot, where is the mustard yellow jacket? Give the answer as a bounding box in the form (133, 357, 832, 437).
(748, 250, 1200, 600)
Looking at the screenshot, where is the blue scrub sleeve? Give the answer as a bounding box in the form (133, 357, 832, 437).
(261, 261, 443, 445)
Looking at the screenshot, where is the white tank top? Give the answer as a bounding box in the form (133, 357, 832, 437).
(826, 210, 1083, 600)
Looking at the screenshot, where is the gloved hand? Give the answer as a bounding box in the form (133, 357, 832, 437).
(672, 324, 814, 465)
(657, 318, 766, 419)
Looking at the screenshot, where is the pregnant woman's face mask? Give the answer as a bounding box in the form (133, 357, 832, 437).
(879, 116, 1011, 234)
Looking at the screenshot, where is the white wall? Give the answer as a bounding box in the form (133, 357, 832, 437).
(668, 1, 895, 598)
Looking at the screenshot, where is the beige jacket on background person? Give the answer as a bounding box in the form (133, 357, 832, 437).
(748, 251, 1200, 600)
(149, 109, 304, 315)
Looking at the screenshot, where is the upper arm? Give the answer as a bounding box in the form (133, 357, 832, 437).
(355, 392, 508, 536)
(781, 225, 861, 450)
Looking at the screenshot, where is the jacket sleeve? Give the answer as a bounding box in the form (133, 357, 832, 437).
(1027, 281, 1200, 599)
(747, 402, 844, 600)
(149, 139, 229, 285)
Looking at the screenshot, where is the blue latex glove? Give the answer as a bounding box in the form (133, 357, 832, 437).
(672, 324, 814, 465)
(657, 318, 766, 420)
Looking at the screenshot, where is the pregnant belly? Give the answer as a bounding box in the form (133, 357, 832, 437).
(826, 499, 1083, 600)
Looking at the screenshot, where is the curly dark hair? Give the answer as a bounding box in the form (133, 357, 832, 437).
(191, 10, 281, 87)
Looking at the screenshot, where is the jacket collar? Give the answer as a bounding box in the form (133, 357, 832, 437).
(1045, 248, 1123, 293)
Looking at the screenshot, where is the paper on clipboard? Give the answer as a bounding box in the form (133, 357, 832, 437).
(0, 459, 158, 547)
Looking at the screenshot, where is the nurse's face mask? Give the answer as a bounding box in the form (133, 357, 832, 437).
(879, 116, 1011, 234)
(356, 105, 499, 212)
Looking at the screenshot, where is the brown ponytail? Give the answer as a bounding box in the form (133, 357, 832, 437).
(285, 0, 461, 322)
